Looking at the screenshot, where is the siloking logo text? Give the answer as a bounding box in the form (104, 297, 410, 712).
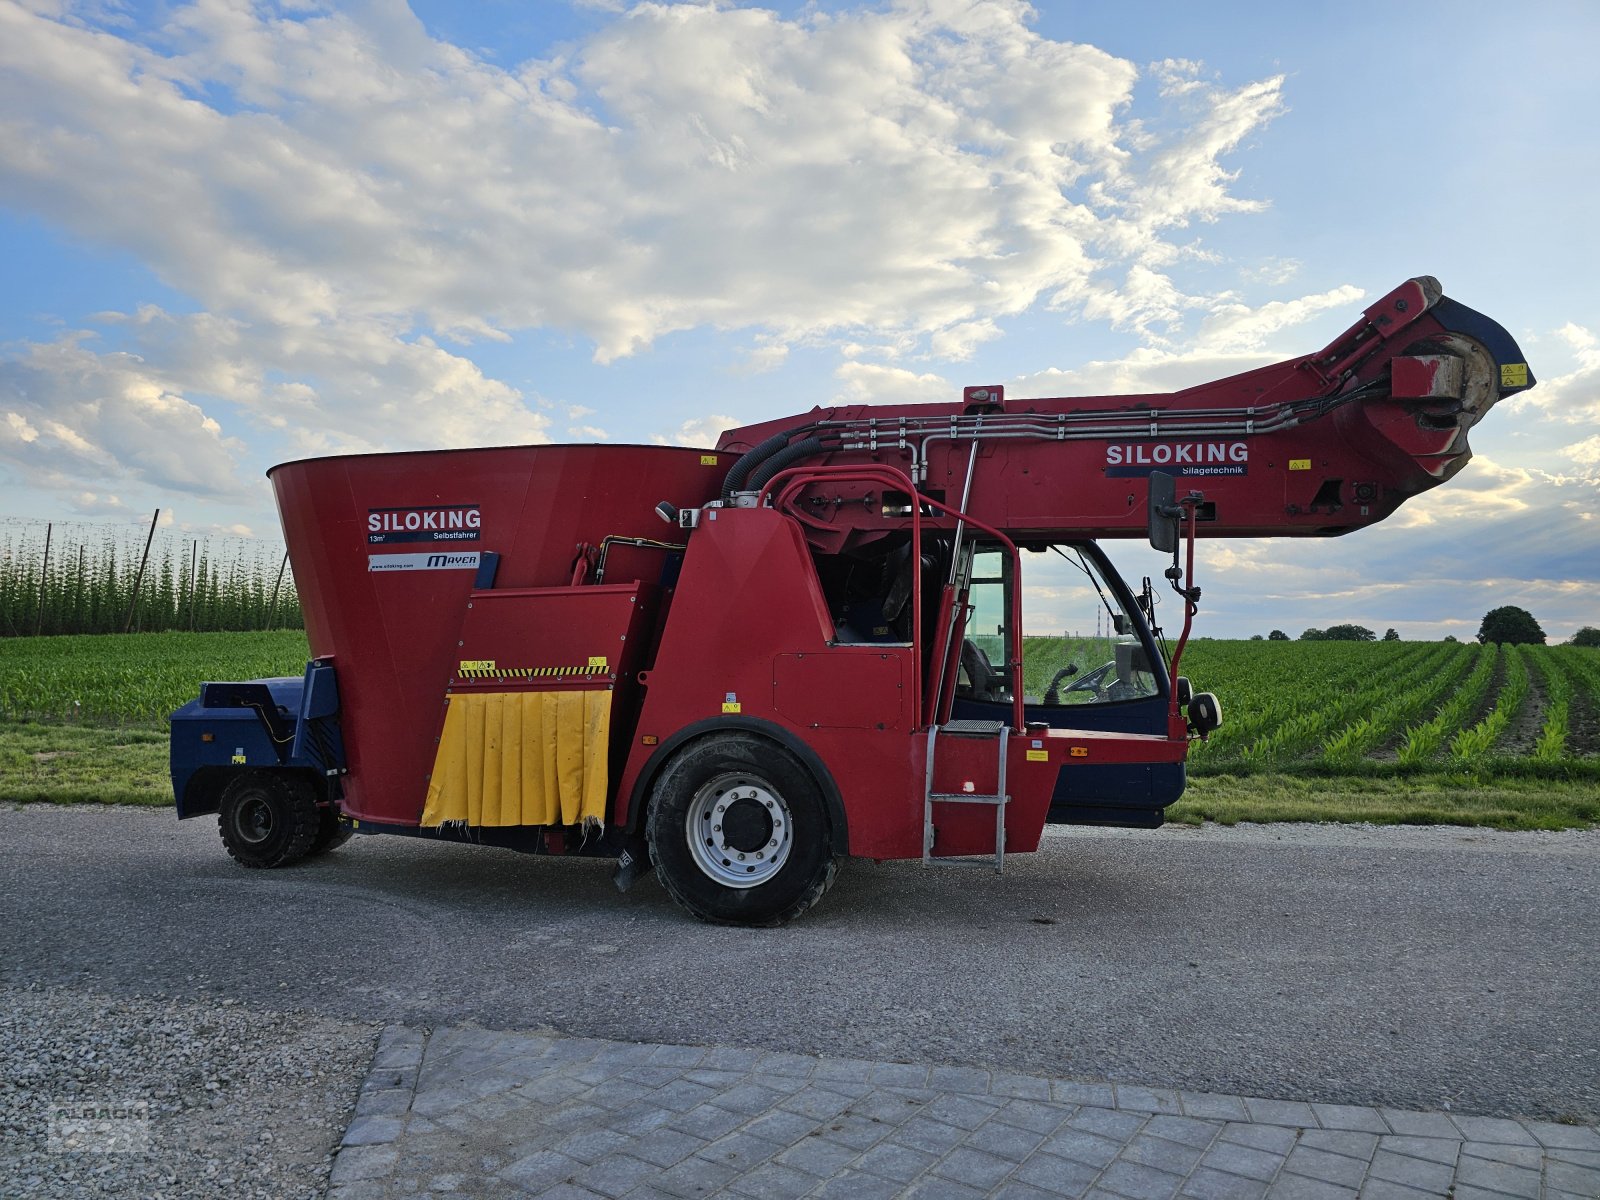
(367, 504, 481, 545)
(1105, 441, 1248, 478)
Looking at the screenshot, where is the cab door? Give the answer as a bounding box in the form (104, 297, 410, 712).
(949, 541, 1185, 827)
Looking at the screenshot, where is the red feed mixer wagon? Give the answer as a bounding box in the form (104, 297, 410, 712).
(170, 278, 1533, 924)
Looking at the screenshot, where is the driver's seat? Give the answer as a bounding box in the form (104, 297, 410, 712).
(959, 640, 1000, 702)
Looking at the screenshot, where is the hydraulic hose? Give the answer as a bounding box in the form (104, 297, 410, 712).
(721, 431, 798, 501)
(747, 437, 827, 494)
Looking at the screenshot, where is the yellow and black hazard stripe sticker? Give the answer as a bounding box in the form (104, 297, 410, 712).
(458, 659, 610, 680)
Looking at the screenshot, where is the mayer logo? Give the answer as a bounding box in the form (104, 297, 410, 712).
(1105, 441, 1248, 478)
(367, 504, 481, 545)
(368, 552, 481, 573)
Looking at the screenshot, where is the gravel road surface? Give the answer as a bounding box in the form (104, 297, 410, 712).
(1, 985, 375, 1199)
(2, 804, 1595, 1134)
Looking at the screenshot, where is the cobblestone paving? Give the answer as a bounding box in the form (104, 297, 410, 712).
(327, 1026, 1600, 1199)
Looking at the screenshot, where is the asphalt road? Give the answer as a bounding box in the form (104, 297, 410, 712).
(3, 805, 1596, 1123)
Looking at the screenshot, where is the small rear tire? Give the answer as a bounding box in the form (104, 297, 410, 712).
(218, 772, 320, 869)
(647, 733, 837, 926)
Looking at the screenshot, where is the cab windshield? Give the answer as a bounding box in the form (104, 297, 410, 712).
(958, 543, 1161, 707)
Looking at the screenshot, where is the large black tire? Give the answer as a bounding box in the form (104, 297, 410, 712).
(646, 733, 838, 926)
(218, 772, 320, 869)
(305, 805, 354, 857)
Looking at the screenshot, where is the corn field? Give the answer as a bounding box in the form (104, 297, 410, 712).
(0, 629, 310, 722)
(1174, 639, 1600, 779)
(0, 518, 302, 637)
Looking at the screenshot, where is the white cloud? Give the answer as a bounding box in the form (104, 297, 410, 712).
(0, 310, 552, 511)
(929, 320, 1003, 362)
(1509, 322, 1600, 423)
(1010, 345, 1277, 398)
(654, 413, 740, 447)
(1566, 434, 1600, 467)
(5, 411, 40, 443)
(1387, 456, 1539, 528)
(2, 0, 1288, 363)
(1242, 257, 1301, 287)
(834, 361, 953, 405)
(0, 1, 1298, 511)
(1192, 285, 1364, 354)
(0, 332, 247, 500)
(70, 490, 125, 516)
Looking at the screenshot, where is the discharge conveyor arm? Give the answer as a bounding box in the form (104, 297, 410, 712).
(715, 277, 1534, 546)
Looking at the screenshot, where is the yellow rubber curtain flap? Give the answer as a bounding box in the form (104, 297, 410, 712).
(421, 690, 611, 828)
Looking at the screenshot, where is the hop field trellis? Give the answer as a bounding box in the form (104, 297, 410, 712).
(0, 517, 302, 637)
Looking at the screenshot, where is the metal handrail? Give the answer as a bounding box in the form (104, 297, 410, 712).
(760, 464, 1026, 732)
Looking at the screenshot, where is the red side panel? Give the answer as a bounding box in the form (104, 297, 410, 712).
(270, 445, 725, 825)
(615, 507, 927, 859)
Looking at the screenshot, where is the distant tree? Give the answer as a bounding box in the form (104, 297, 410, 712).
(1300, 628, 1325, 641)
(1250, 633, 1264, 641)
(1383, 628, 1400, 641)
(1444, 634, 1459, 643)
(1323, 624, 1377, 642)
(1477, 606, 1546, 646)
(1571, 626, 1600, 648)
(1268, 629, 1289, 641)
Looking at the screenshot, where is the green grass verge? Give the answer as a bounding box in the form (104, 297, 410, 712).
(1172, 772, 1600, 831)
(0, 719, 171, 806)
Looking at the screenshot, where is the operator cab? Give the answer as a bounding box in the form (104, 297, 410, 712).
(953, 542, 1165, 727)
(951, 540, 1184, 827)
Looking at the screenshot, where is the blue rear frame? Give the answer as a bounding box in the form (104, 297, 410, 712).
(169, 658, 346, 818)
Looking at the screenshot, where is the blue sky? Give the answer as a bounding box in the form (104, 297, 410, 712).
(2, 0, 1597, 640)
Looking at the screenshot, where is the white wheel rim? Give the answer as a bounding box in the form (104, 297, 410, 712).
(685, 772, 793, 889)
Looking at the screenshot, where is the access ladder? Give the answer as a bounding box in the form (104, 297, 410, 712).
(922, 721, 1010, 873)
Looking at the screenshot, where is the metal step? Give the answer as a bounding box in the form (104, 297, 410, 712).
(940, 719, 1006, 736)
(922, 723, 1009, 873)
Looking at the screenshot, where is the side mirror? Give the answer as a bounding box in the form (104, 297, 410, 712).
(1113, 614, 1131, 636)
(1148, 471, 1179, 554)
(1188, 692, 1223, 737)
